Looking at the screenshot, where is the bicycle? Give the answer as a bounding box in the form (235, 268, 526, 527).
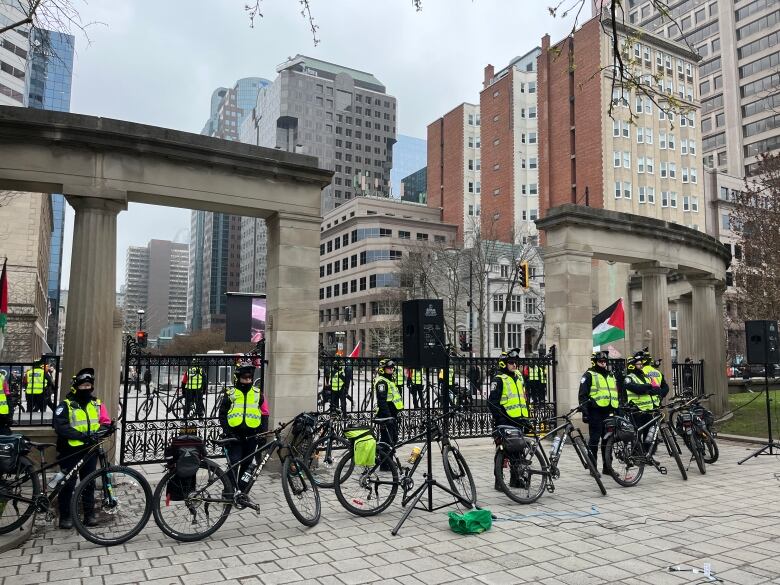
(603, 398, 690, 487)
(0, 426, 153, 546)
(137, 386, 193, 420)
(673, 393, 717, 472)
(333, 410, 476, 517)
(151, 416, 321, 542)
(305, 407, 351, 488)
(492, 405, 606, 505)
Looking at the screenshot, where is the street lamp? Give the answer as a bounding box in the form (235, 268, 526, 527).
(137, 309, 145, 331)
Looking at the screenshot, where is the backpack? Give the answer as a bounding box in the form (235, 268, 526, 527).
(0, 434, 30, 474)
(163, 434, 206, 501)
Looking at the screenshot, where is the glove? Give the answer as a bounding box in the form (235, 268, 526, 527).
(581, 406, 590, 424)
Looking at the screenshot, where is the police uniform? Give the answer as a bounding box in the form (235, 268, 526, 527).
(373, 362, 404, 447)
(618, 360, 658, 445)
(0, 370, 12, 434)
(578, 353, 618, 472)
(408, 367, 425, 409)
(219, 371, 266, 490)
(330, 363, 348, 414)
(183, 365, 206, 418)
(25, 362, 51, 413)
(526, 359, 548, 405)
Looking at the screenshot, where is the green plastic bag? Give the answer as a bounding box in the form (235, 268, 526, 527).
(344, 428, 376, 467)
(448, 509, 493, 535)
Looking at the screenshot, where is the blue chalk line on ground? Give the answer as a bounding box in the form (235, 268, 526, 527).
(493, 504, 600, 522)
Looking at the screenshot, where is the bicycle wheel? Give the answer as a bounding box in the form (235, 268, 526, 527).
(333, 447, 398, 517)
(152, 459, 232, 542)
(701, 431, 719, 464)
(0, 456, 40, 534)
(442, 445, 476, 506)
(604, 437, 644, 487)
(660, 426, 687, 481)
(494, 443, 547, 504)
(687, 433, 706, 475)
(281, 456, 320, 527)
(71, 465, 152, 546)
(573, 436, 607, 496)
(139, 397, 154, 418)
(305, 434, 350, 489)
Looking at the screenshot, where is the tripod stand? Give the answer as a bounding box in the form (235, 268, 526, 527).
(391, 352, 479, 536)
(738, 363, 780, 464)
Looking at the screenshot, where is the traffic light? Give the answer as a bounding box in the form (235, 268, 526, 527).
(459, 331, 468, 353)
(518, 261, 530, 289)
(136, 330, 147, 348)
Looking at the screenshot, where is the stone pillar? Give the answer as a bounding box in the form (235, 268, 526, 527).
(636, 264, 672, 380)
(691, 276, 728, 414)
(265, 211, 320, 427)
(676, 295, 694, 363)
(110, 307, 123, 421)
(543, 247, 593, 415)
(62, 196, 126, 403)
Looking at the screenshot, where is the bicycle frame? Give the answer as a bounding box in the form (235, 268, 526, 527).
(522, 417, 591, 478)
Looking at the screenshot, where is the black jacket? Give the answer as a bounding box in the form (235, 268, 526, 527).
(53, 393, 107, 452)
(578, 366, 616, 413)
(488, 370, 524, 426)
(374, 375, 400, 419)
(617, 368, 657, 404)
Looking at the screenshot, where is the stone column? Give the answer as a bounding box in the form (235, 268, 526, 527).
(62, 196, 126, 404)
(543, 247, 593, 415)
(691, 276, 728, 413)
(636, 263, 672, 379)
(676, 295, 694, 362)
(265, 211, 320, 427)
(110, 307, 123, 421)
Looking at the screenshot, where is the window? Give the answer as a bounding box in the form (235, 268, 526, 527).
(468, 181, 474, 193)
(528, 158, 537, 169)
(721, 213, 730, 230)
(637, 127, 644, 143)
(623, 182, 632, 199)
(660, 132, 667, 149)
(682, 167, 689, 183)
(660, 162, 667, 178)
(493, 323, 503, 349)
(668, 134, 675, 151)
(638, 157, 645, 173)
(493, 294, 504, 312)
(528, 107, 537, 119)
(528, 132, 537, 144)
(662, 191, 669, 207)
(614, 151, 621, 167)
(525, 297, 537, 315)
(615, 181, 623, 199)
(500, 264, 510, 278)
(476, 181, 481, 193)
(646, 128, 653, 145)
(646, 157, 654, 174)
(669, 163, 676, 179)
(690, 168, 697, 183)
(681, 139, 688, 155)
(623, 152, 631, 169)
(359, 277, 366, 291)
(669, 310, 678, 330)
(416, 233, 428, 241)
(529, 183, 538, 195)
(639, 186, 647, 203)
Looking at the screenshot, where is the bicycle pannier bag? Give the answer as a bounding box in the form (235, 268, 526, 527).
(500, 427, 527, 455)
(164, 434, 205, 501)
(344, 427, 376, 467)
(0, 434, 29, 474)
(616, 418, 635, 442)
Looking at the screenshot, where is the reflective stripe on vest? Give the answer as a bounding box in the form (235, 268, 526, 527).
(625, 373, 655, 411)
(332, 368, 345, 392)
(589, 371, 619, 408)
(0, 391, 7, 415)
(186, 368, 203, 390)
(26, 367, 45, 395)
(439, 367, 455, 385)
(373, 375, 404, 413)
(67, 399, 101, 447)
(411, 369, 424, 384)
(497, 373, 529, 418)
(642, 365, 663, 407)
(227, 387, 262, 428)
(528, 365, 546, 382)
(395, 367, 405, 386)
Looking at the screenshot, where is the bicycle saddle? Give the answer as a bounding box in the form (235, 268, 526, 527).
(29, 441, 55, 449)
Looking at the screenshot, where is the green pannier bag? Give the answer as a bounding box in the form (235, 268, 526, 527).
(447, 509, 493, 535)
(344, 427, 377, 467)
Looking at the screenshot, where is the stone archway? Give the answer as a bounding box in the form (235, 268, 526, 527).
(0, 106, 332, 425)
(536, 204, 731, 414)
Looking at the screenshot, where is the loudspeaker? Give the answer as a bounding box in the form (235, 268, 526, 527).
(402, 299, 446, 368)
(745, 320, 780, 365)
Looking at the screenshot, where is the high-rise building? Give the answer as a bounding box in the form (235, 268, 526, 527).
(401, 167, 427, 204)
(190, 77, 270, 331)
(239, 217, 267, 294)
(480, 48, 542, 245)
(623, 0, 780, 179)
(123, 240, 189, 338)
(241, 55, 398, 214)
(427, 103, 482, 244)
(391, 135, 426, 197)
(26, 27, 74, 352)
(0, 2, 28, 106)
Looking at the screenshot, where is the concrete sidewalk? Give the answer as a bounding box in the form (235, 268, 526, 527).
(2, 439, 780, 585)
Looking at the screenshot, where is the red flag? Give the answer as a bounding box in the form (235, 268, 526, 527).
(348, 341, 361, 358)
(0, 258, 7, 332)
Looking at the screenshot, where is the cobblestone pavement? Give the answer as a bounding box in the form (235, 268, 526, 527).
(2, 438, 780, 585)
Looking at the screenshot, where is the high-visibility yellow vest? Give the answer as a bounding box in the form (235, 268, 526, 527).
(373, 375, 404, 413)
(66, 399, 101, 447)
(528, 365, 547, 383)
(332, 367, 345, 392)
(395, 366, 406, 386)
(625, 373, 655, 411)
(589, 371, 619, 409)
(0, 388, 7, 416)
(226, 387, 262, 428)
(438, 367, 455, 385)
(497, 373, 529, 418)
(642, 365, 663, 407)
(26, 366, 46, 395)
(185, 368, 203, 390)
(410, 369, 424, 384)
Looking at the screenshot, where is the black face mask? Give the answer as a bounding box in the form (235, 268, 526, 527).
(75, 388, 94, 402)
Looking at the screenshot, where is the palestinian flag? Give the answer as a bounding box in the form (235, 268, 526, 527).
(0, 258, 7, 332)
(592, 298, 625, 349)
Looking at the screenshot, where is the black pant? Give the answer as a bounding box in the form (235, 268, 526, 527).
(409, 384, 423, 409)
(27, 393, 46, 413)
(633, 412, 655, 447)
(57, 448, 98, 520)
(184, 389, 205, 418)
(528, 382, 546, 404)
(586, 407, 611, 467)
(226, 417, 269, 490)
(330, 389, 347, 414)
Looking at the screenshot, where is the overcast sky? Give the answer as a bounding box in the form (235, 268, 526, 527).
(59, 0, 577, 291)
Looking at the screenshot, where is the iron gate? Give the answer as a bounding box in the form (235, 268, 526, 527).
(318, 348, 559, 440)
(0, 355, 61, 426)
(119, 337, 265, 465)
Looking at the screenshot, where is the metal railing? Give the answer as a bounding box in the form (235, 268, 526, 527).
(1, 356, 61, 426)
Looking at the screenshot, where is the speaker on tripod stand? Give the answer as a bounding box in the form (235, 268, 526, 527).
(738, 320, 780, 464)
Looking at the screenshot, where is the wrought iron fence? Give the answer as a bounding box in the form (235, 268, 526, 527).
(1, 356, 61, 426)
(119, 337, 266, 465)
(318, 348, 558, 440)
(607, 358, 704, 397)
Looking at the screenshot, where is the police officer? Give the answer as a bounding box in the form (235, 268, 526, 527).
(52, 368, 111, 529)
(0, 369, 12, 435)
(24, 358, 52, 413)
(488, 349, 529, 489)
(578, 351, 618, 474)
(408, 366, 425, 409)
(438, 347, 457, 407)
(330, 359, 348, 414)
(219, 360, 266, 492)
(526, 354, 548, 405)
(373, 358, 404, 450)
(641, 351, 669, 405)
(619, 352, 659, 448)
(181, 358, 206, 418)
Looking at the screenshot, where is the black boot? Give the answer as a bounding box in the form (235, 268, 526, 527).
(59, 515, 73, 529)
(83, 512, 99, 527)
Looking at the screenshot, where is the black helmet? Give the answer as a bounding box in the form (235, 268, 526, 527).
(71, 367, 95, 390)
(233, 359, 255, 385)
(498, 349, 521, 369)
(591, 351, 609, 366)
(378, 358, 396, 372)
